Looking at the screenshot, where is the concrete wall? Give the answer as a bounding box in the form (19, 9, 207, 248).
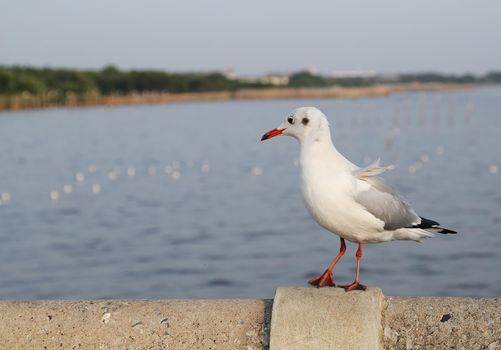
(0, 299, 269, 350)
(0, 289, 499, 350)
(383, 296, 501, 350)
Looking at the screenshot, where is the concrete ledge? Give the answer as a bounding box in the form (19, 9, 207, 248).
(0, 299, 268, 350)
(0, 290, 500, 350)
(383, 296, 501, 349)
(270, 287, 384, 350)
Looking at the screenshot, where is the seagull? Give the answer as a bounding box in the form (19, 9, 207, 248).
(261, 107, 456, 291)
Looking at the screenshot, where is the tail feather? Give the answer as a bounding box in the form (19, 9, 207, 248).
(392, 228, 434, 242)
(436, 227, 457, 234)
(408, 216, 457, 234)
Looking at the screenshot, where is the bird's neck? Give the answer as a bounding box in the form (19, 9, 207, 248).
(299, 133, 353, 170)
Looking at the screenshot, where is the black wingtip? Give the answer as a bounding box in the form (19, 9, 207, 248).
(408, 216, 457, 234)
(419, 217, 440, 228)
(438, 228, 457, 234)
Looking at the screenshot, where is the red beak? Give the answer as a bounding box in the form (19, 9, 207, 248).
(261, 128, 285, 141)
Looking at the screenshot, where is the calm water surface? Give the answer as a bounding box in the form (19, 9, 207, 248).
(0, 87, 500, 299)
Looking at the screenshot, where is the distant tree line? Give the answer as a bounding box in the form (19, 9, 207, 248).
(1, 65, 500, 96)
(288, 70, 501, 88)
(288, 71, 376, 87)
(0, 65, 271, 96)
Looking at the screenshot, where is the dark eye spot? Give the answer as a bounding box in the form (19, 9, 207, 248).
(288, 117, 294, 124)
(302, 118, 309, 125)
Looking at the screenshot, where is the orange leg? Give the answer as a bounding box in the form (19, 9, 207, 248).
(339, 242, 367, 291)
(308, 238, 346, 288)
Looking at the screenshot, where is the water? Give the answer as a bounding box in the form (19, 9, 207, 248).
(0, 87, 500, 300)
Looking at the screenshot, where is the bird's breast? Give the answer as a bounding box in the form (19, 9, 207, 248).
(300, 168, 383, 242)
(301, 170, 352, 228)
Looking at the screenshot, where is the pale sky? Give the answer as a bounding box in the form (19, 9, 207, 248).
(1, 0, 500, 75)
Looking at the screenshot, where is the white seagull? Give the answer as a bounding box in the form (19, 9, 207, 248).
(261, 107, 456, 291)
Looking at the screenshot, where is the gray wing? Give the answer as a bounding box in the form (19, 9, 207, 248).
(354, 160, 420, 230)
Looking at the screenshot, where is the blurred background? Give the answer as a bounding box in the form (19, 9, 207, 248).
(0, 1, 500, 299)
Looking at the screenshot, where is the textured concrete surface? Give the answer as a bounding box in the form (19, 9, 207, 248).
(383, 296, 501, 350)
(0, 299, 267, 350)
(270, 287, 384, 350)
(1, 292, 500, 350)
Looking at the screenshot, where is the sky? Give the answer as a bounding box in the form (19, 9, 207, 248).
(1, 0, 500, 75)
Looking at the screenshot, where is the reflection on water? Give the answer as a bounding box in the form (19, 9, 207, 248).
(0, 87, 500, 299)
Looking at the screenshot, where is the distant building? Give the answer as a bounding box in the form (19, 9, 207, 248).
(260, 73, 290, 85)
(303, 65, 319, 75)
(330, 70, 377, 79)
(235, 72, 290, 86)
(222, 67, 237, 80)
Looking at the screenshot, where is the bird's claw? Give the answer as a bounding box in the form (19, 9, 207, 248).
(308, 270, 336, 288)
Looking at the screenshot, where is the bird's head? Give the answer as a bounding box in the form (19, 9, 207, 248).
(261, 107, 331, 143)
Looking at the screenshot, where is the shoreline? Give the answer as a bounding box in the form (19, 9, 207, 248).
(0, 83, 476, 112)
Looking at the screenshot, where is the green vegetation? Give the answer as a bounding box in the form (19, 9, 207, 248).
(398, 73, 477, 84)
(0, 65, 500, 101)
(289, 71, 378, 87)
(288, 71, 330, 87)
(0, 65, 272, 97)
(0, 67, 97, 95)
(91, 66, 246, 94)
(284, 70, 501, 88)
(483, 71, 501, 83)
